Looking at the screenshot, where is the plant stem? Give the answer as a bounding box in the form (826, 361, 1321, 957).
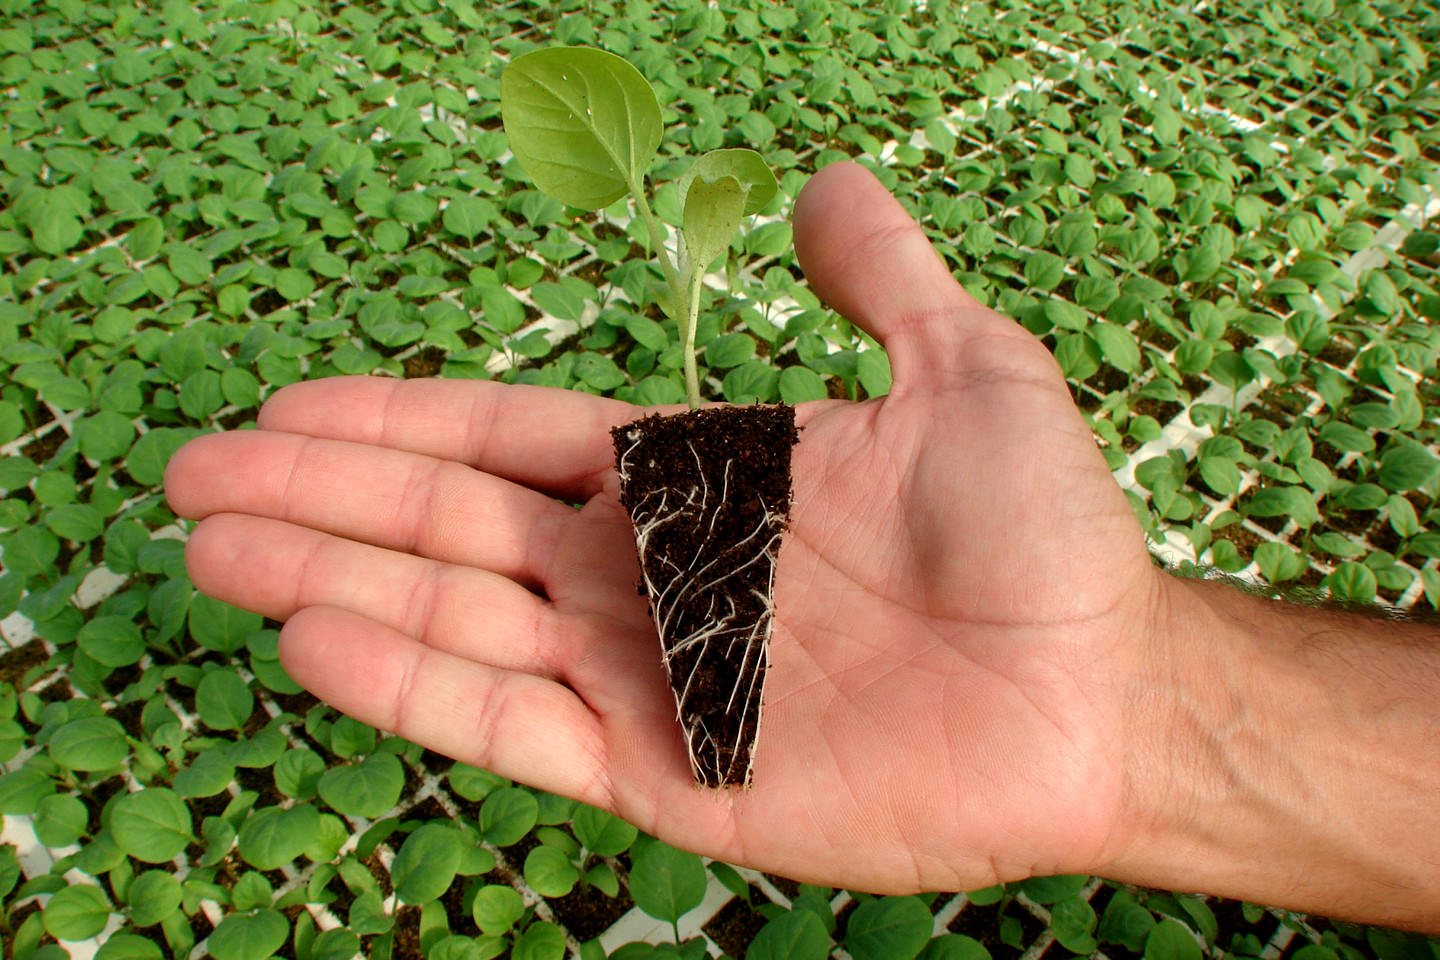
(630, 175, 700, 409)
(629, 178, 681, 294)
(682, 267, 704, 409)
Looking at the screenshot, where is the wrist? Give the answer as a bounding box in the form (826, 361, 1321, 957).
(1098, 572, 1440, 932)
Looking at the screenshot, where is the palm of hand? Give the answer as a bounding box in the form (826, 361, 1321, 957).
(166, 162, 1158, 895)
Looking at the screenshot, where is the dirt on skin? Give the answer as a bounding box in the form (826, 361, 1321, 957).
(611, 405, 798, 788)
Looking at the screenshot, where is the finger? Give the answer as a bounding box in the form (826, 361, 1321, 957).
(278, 605, 615, 807)
(165, 430, 572, 591)
(257, 376, 649, 501)
(185, 513, 568, 679)
(792, 162, 1002, 390)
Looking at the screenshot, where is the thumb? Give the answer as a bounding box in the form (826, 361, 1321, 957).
(792, 161, 1012, 393)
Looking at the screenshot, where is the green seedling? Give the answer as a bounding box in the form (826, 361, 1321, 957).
(500, 45, 778, 409)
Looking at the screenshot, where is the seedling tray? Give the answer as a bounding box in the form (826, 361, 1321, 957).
(2, 0, 1438, 956)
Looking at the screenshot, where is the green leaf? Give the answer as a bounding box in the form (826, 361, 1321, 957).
(1142, 173, 1176, 208)
(76, 411, 136, 461)
(3, 525, 60, 575)
(274, 748, 325, 799)
(127, 427, 194, 486)
(449, 763, 506, 802)
(748, 909, 831, 960)
(1377, 443, 1438, 492)
(47, 503, 105, 542)
(196, 668, 254, 730)
(572, 804, 637, 856)
(318, 753, 404, 818)
(679, 148, 778, 216)
(49, 716, 128, 771)
(501, 46, 662, 210)
(1020, 874, 1088, 904)
(207, 909, 289, 960)
(393, 823, 463, 904)
(705, 332, 755, 369)
(1051, 896, 1099, 953)
(391, 191, 437, 225)
(31, 210, 84, 254)
(1326, 562, 1377, 603)
(1045, 299, 1088, 332)
(1144, 918, 1202, 960)
(780, 365, 828, 403)
(110, 787, 193, 863)
(96, 934, 164, 960)
(188, 594, 262, 655)
(222, 368, 262, 408)
(573, 353, 626, 390)
(845, 896, 932, 960)
(77, 616, 145, 667)
(1024, 251, 1065, 291)
(480, 786, 539, 845)
(127, 871, 183, 926)
(0, 765, 56, 816)
(34, 793, 88, 846)
(682, 174, 746, 271)
(172, 749, 237, 799)
(918, 934, 991, 960)
(628, 839, 707, 925)
(43, 883, 111, 940)
(524, 844, 580, 897)
(127, 219, 165, 261)
(166, 245, 213, 286)
(443, 195, 496, 240)
(626, 314, 669, 352)
(237, 803, 320, 870)
(857, 348, 892, 398)
(472, 884, 526, 936)
(1254, 542, 1306, 583)
(721, 360, 778, 403)
(513, 921, 567, 960)
(1089, 323, 1139, 372)
(1243, 486, 1317, 527)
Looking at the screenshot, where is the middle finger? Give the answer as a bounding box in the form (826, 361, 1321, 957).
(186, 512, 573, 680)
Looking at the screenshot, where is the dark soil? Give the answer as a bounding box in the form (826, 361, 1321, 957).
(762, 874, 801, 901)
(548, 876, 635, 941)
(610, 405, 798, 789)
(0, 639, 50, 688)
(701, 887, 770, 959)
(403, 346, 447, 378)
(947, 901, 1046, 959)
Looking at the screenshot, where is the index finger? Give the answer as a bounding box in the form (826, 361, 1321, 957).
(258, 375, 655, 501)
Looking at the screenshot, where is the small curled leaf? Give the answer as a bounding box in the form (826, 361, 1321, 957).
(678, 148, 778, 216)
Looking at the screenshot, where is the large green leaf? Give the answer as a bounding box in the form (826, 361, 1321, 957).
(501, 46, 662, 210)
(392, 823, 463, 904)
(109, 787, 193, 863)
(844, 896, 933, 960)
(627, 838, 706, 925)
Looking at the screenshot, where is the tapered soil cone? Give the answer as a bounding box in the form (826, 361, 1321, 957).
(611, 404, 798, 787)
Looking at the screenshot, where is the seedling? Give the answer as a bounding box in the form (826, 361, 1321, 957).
(501, 46, 795, 787)
(500, 45, 778, 410)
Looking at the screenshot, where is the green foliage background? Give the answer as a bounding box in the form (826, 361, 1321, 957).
(1, 0, 1439, 956)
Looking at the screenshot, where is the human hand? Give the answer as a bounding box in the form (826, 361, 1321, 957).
(164, 161, 1164, 895)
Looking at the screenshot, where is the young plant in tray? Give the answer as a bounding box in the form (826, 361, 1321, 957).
(501, 46, 795, 789)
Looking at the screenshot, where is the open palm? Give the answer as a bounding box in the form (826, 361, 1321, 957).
(165, 162, 1161, 894)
